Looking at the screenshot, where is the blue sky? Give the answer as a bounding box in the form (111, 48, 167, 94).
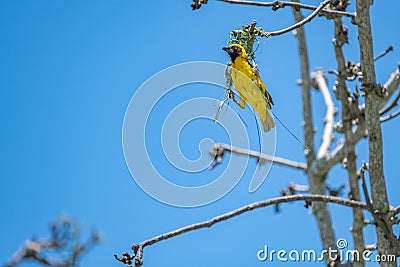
(1, 0, 399, 266)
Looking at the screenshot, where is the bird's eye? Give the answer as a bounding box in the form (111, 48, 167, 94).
(234, 47, 242, 54)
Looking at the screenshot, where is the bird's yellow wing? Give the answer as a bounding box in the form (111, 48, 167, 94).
(231, 67, 275, 132)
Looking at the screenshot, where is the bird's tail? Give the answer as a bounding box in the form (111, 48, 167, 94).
(262, 110, 275, 132)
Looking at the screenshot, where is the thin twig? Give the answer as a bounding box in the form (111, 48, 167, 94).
(126, 195, 367, 254)
(359, 164, 373, 211)
(267, 0, 331, 36)
(380, 90, 400, 115)
(358, 164, 397, 244)
(209, 143, 307, 170)
(312, 69, 335, 159)
(380, 109, 400, 123)
(116, 194, 371, 265)
(380, 68, 400, 110)
(374, 45, 394, 62)
(219, 0, 355, 18)
(5, 217, 100, 267)
(355, 46, 394, 68)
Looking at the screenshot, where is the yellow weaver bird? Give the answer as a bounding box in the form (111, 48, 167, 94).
(222, 44, 275, 132)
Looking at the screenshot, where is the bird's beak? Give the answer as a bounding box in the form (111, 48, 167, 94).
(222, 46, 231, 53)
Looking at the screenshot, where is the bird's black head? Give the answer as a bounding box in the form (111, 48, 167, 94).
(222, 45, 243, 62)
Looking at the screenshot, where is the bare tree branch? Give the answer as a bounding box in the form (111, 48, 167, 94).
(267, 0, 331, 36)
(209, 143, 307, 170)
(116, 194, 368, 266)
(5, 217, 101, 267)
(374, 45, 394, 62)
(380, 109, 400, 122)
(141, 195, 367, 246)
(380, 89, 400, 116)
(332, 15, 365, 267)
(380, 68, 400, 113)
(355, 0, 396, 265)
(219, 0, 355, 18)
(209, 120, 368, 178)
(288, 120, 366, 181)
(209, 120, 367, 185)
(358, 165, 399, 249)
(358, 164, 374, 212)
(312, 69, 336, 159)
(291, 2, 337, 263)
(291, 1, 315, 161)
(378, 68, 400, 124)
